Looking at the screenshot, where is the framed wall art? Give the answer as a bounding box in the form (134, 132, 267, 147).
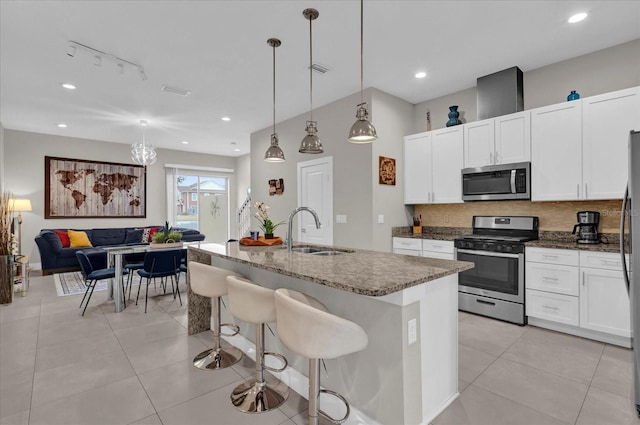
(378, 156, 396, 186)
(45, 156, 147, 218)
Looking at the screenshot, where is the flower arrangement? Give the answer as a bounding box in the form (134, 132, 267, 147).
(254, 202, 284, 236)
(0, 192, 16, 256)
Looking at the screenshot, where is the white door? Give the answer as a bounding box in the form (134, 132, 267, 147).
(297, 156, 333, 245)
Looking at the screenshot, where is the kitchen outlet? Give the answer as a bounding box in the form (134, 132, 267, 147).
(378, 214, 384, 224)
(408, 318, 417, 345)
(336, 214, 347, 224)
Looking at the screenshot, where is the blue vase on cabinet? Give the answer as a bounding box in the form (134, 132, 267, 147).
(446, 105, 462, 127)
(567, 90, 580, 101)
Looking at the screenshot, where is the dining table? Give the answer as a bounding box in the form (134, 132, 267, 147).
(102, 242, 199, 312)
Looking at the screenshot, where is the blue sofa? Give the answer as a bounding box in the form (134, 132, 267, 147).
(35, 226, 205, 275)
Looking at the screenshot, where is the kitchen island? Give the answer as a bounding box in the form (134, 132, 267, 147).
(187, 242, 473, 425)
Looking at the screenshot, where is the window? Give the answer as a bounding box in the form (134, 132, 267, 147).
(191, 193, 197, 202)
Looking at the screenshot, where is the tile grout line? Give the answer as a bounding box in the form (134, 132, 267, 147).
(572, 342, 607, 425)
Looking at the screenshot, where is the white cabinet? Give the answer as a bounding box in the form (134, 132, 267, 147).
(579, 251, 631, 338)
(531, 101, 583, 201)
(422, 240, 454, 260)
(532, 86, 640, 201)
(582, 87, 640, 200)
(463, 111, 530, 168)
(403, 133, 431, 204)
(403, 127, 463, 204)
(526, 247, 631, 347)
(393, 237, 422, 256)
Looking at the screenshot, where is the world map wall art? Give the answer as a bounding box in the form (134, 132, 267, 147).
(45, 156, 146, 218)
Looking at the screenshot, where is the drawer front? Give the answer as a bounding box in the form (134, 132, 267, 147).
(526, 247, 579, 266)
(526, 289, 579, 326)
(580, 251, 628, 271)
(393, 237, 422, 251)
(422, 251, 454, 260)
(422, 239, 454, 254)
(526, 262, 579, 296)
(394, 248, 421, 257)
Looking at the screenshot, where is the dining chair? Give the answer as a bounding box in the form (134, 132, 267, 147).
(76, 250, 129, 316)
(135, 249, 182, 313)
(123, 253, 145, 300)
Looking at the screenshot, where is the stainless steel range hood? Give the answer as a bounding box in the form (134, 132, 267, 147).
(477, 66, 523, 120)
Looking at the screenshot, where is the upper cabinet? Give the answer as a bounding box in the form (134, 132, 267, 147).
(463, 111, 530, 168)
(404, 127, 463, 204)
(531, 101, 583, 201)
(582, 87, 640, 200)
(532, 86, 640, 201)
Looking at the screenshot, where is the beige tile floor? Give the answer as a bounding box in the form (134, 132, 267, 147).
(0, 274, 637, 425)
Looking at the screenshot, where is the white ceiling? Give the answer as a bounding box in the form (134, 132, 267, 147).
(1, 1, 639, 158)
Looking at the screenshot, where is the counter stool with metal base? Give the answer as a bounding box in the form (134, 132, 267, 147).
(226, 275, 289, 413)
(274, 288, 368, 425)
(189, 262, 243, 370)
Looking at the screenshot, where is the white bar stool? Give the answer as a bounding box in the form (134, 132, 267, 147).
(226, 275, 289, 413)
(189, 262, 243, 370)
(275, 288, 368, 425)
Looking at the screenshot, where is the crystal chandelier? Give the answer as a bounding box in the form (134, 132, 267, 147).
(131, 119, 157, 166)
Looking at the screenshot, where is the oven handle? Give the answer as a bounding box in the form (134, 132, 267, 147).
(510, 169, 517, 193)
(457, 249, 521, 259)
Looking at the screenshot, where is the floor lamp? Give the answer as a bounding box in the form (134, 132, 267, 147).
(9, 198, 32, 257)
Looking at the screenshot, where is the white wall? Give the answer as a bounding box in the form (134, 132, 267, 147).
(3, 129, 239, 266)
(413, 39, 640, 133)
(235, 153, 251, 206)
(0, 122, 4, 193)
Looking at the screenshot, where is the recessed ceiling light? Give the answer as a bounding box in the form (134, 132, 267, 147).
(221, 117, 231, 122)
(61, 83, 76, 90)
(415, 72, 427, 79)
(568, 12, 588, 23)
(57, 123, 67, 128)
(181, 141, 189, 145)
(234, 149, 240, 152)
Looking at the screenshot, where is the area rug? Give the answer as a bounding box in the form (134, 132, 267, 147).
(53, 271, 186, 297)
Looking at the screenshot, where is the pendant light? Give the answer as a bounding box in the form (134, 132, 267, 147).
(131, 120, 157, 166)
(348, 0, 377, 143)
(299, 8, 323, 154)
(264, 38, 286, 163)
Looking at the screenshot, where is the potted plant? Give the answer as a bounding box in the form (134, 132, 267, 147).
(0, 192, 16, 304)
(150, 221, 183, 248)
(254, 202, 284, 239)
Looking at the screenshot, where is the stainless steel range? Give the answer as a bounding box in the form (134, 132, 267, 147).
(455, 216, 539, 325)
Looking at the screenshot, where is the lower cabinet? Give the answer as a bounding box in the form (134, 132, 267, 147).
(526, 247, 630, 347)
(392, 238, 454, 260)
(392, 237, 421, 256)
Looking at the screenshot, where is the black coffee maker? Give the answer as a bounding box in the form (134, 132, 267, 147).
(572, 211, 600, 244)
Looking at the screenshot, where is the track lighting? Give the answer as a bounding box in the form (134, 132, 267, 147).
(67, 40, 148, 81)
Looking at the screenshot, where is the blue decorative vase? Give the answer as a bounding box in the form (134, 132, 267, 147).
(567, 90, 580, 101)
(446, 105, 462, 127)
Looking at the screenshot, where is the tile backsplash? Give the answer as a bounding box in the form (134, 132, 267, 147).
(413, 200, 623, 233)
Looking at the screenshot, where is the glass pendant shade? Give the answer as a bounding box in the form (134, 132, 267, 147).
(299, 121, 323, 154)
(131, 120, 157, 166)
(264, 133, 285, 162)
(348, 102, 377, 143)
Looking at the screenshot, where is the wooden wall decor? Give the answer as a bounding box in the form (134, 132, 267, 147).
(45, 156, 146, 218)
(378, 156, 396, 185)
(268, 178, 284, 196)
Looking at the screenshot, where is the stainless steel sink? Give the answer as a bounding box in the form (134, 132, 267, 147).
(290, 247, 326, 254)
(310, 251, 343, 256)
(290, 245, 353, 256)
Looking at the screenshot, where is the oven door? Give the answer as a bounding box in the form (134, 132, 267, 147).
(456, 249, 524, 303)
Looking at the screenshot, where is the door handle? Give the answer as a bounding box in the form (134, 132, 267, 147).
(510, 170, 516, 193)
(476, 299, 496, 306)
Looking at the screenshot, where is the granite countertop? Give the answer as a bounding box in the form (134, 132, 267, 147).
(190, 242, 474, 297)
(392, 226, 626, 253)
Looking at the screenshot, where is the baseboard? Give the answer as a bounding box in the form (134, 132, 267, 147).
(528, 317, 631, 348)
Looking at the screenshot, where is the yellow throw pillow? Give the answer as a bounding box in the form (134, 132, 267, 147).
(68, 230, 93, 248)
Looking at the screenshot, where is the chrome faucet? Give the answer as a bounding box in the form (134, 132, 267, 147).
(286, 206, 321, 252)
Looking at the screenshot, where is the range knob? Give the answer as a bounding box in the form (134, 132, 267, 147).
(496, 245, 503, 251)
(505, 245, 513, 252)
(466, 242, 474, 249)
(482, 243, 489, 250)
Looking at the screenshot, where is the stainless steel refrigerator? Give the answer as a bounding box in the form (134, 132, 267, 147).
(621, 129, 640, 417)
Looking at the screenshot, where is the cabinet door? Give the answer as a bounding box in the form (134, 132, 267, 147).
(531, 101, 582, 201)
(580, 268, 631, 337)
(495, 111, 531, 165)
(583, 87, 640, 200)
(404, 133, 431, 204)
(463, 119, 494, 168)
(431, 127, 463, 204)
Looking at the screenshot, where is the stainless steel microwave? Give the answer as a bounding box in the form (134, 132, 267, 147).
(461, 162, 531, 201)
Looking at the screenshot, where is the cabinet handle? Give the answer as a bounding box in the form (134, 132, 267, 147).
(577, 184, 580, 198)
(495, 151, 501, 164)
(542, 254, 559, 260)
(542, 276, 559, 282)
(585, 183, 588, 198)
(601, 259, 621, 266)
(582, 271, 585, 286)
(542, 305, 560, 311)
(490, 152, 494, 164)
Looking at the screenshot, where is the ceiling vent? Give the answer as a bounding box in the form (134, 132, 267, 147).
(161, 85, 191, 96)
(308, 63, 329, 74)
